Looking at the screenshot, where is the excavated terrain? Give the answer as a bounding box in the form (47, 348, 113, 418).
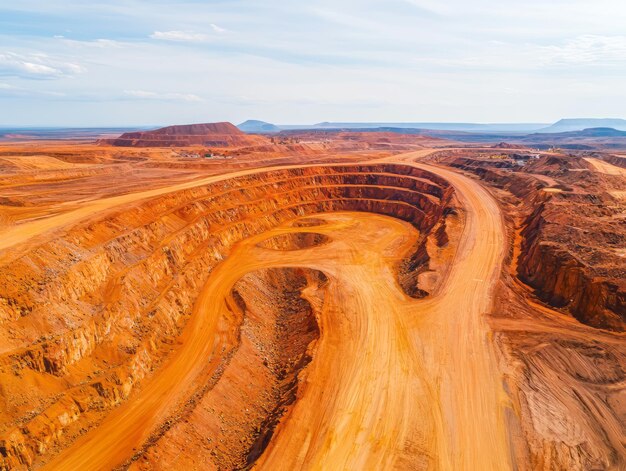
(0, 134, 624, 470)
(427, 148, 626, 470)
(437, 150, 625, 331)
(0, 158, 458, 469)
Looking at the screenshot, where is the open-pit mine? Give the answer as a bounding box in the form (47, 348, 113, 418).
(0, 124, 624, 471)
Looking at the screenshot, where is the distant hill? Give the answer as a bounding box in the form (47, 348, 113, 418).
(146, 122, 242, 135)
(575, 127, 626, 137)
(511, 127, 626, 150)
(105, 122, 268, 147)
(0, 127, 146, 141)
(538, 118, 626, 133)
(524, 127, 626, 140)
(310, 122, 547, 133)
(238, 120, 280, 133)
(329, 126, 626, 150)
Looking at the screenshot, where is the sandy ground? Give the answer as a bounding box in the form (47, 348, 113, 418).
(41, 151, 511, 470)
(258, 159, 511, 470)
(0, 149, 437, 255)
(584, 157, 626, 200)
(0, 167, 265, 254)
(584, 157, 626, 176)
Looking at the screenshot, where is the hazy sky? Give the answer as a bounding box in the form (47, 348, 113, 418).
(2, 0, 626, 126)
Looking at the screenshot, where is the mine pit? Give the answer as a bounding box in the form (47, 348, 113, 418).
(1, 140, 624, 470)
(290, 217, 328, 228)
(256, 232, 331, 250)
(0, 163, 456, 470)
(146, 267, 324, 470)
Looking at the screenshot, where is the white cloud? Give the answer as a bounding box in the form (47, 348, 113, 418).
(0, 52, 85, 79)
(88, 39, 126, 49)
(123, 89, 203, 102)
(150, 31, 209, 42)
(0, 82, 67, 98)
(150, 25, 226, 42)
(401, 0, 453, 15)
(60, 38, 126, 49)
(4, 0, 626, 125)
(392, 34, 626, 72)
(537, 35, 626, 66)
(210, 23, 226, 33)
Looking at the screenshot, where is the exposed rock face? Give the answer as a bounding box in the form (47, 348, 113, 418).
(256, 232, 330, 250)
(0, 163, 453, 469)
(441, 151, 625, 332)
(518, 201, 625, 331)
(132, 267, 324, 470)
(103, 122, 269, 147)
(430, 149, 626, 470)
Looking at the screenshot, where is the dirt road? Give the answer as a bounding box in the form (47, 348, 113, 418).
(257, 157, 511, 470)
(44, 153, 511, 470)
(0, 149, 441, 255)
(0, 166, 275, 253)
(405, 158, 511, 470)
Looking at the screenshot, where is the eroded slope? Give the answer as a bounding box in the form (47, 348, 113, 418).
(422, 148, 626, 470)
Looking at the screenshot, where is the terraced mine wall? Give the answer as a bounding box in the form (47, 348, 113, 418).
(448, 155, 625, 331)
(128, 267, 326, 470)
(0, 163, 454, 469)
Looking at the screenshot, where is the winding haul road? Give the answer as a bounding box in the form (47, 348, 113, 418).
(40, 152, 511, 470)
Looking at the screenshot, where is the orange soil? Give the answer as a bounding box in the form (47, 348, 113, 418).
(584, 157, 626, 176)
(258, 160, 511, 470)
(42, 154, 510, 470)
(1, 138, 623, 470)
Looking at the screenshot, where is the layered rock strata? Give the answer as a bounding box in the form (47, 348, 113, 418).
(445, 153, 625, 331)
(0, 163, 453, 469)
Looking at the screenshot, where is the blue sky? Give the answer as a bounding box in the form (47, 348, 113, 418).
(1, 0, 626, 126)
